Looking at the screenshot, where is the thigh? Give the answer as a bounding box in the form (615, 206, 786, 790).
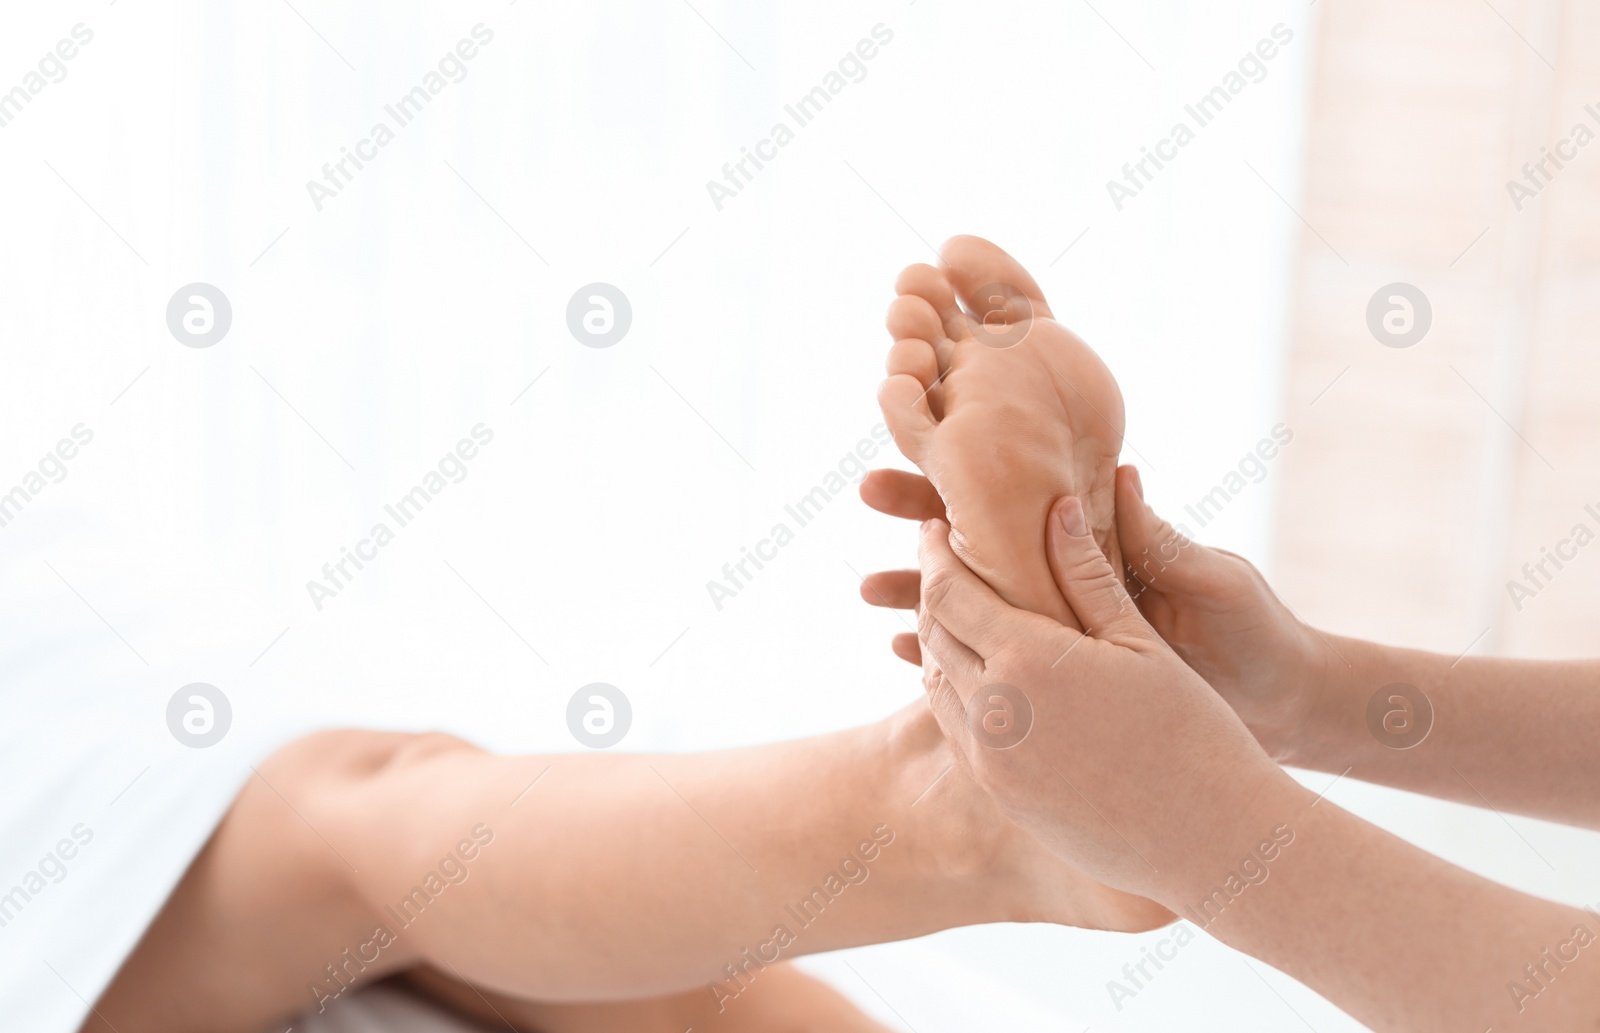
(85, 729, 470, 1033)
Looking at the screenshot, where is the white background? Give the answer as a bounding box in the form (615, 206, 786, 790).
(0, 1, 1395, 1030)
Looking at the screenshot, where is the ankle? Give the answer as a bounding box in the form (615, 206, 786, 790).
(873, 703, 1037, 913)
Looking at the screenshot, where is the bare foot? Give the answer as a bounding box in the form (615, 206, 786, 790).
(879, 236, 1126, 629)
(884, 701, 1172, 933)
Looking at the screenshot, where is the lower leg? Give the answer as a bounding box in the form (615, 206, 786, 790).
(89, 705, 1167, 1033)
(321, 701, 1158, 1001)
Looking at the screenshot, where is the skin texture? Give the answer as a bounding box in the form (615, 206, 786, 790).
(914, 494, 1600, 1032)
(84, 702, 1170, 1033)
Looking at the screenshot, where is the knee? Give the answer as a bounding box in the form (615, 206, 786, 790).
(263, 728, 482, 785)
(247, 730, 484, 843)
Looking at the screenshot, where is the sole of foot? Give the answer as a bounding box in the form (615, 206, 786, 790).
(879, 235, 1127, 630)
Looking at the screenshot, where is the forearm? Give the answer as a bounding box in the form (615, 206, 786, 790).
(1283, 635, 1600, 826)
(1177, 780, 1600, 1032)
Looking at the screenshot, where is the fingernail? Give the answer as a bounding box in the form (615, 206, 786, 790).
(1060, 497, 1090, 537)
(1129, 467, 1145, 501)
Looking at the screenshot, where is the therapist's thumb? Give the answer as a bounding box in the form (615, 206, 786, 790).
(1047, 496, 1146, 643)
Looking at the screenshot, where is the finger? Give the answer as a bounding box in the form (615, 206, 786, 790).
(859, 469, 945, 521)
(891, 632, 921, 666)
(860, 569, 919, 610)
(917, 519, 1015, 659)
(1115, 465, 1168, 596)
(1113, 465, 1216, 595)
(922, 673, 976, 768)
(1047, 496, 1149, 644)
(918, 615, 985, 705)
(915, 608, 969, 748)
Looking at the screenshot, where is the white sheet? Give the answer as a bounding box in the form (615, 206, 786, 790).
(0, 516, 315, 1032)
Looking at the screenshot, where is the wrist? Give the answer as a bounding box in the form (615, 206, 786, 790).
(1251, 623, 1349, 768)
(1279, 631, 1385, 772)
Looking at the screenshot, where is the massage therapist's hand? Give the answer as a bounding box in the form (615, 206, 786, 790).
(862, 465, 1327, 764)
(1110, 466, 1327, 762)
(916, 495, 1308, 906)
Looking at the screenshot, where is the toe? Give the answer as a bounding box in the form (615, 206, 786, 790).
(859, 569, 921, 609)
(885, 293, 945, 344)
(894, 263, 969, 343)
(939, 235, 1054, 322)
(886, 337, 943, 419)
(859, 468, 944, 521)
(877, 374, 937, 463)
(886, 338, 938, 394)
(891, 633, 921, 666)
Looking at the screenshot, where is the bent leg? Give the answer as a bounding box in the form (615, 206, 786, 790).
(88, 704, 1168, 1033)
(321, 701, 1164, 1001)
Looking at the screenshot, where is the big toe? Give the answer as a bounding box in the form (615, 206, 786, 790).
(939, 235, 1054, 324)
